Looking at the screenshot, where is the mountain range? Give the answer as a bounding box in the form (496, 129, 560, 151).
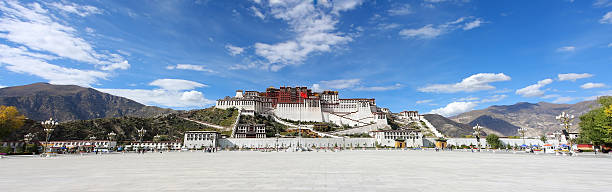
(0, 83, 604, 139)
(424, 100, 600, 137)
(0, 83, 174, 122)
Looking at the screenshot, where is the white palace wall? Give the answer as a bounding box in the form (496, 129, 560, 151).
(273, 103, 323, 122)
(219, 138, 378, 149)
(423, 138, 544, 148)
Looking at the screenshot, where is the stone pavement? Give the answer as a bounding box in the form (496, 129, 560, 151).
(1, 150, 611, 191)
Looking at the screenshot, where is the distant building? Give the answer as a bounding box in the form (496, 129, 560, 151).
(129, 141, 182, 150)
(398, 111, 420, 121)
(370, 128, 423, 148)
(235, 124, 266, 138)
(183, 131, 219, 149)
(215, 86, 389, 129)
(45, 140, 117, 149)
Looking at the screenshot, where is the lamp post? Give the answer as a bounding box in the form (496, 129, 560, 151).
(555, 112, 575, 152)
(409, 132, 416, 148)
(553, 131, 562, 146)
(23, 133, 34, 154)
(107, 132, 116, 152)
(137, 128, 146, 152)
(41, 118, 58, 156)
(518, 127, 527, 146)
(89, 136, 96, 153)
(472, 124, 482, 152)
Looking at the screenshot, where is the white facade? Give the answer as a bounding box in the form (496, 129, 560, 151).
(47, 140, 117, 149)
(183, 131, 219, 149)
(398, 111, 420, 121)
(370, 129, 423, 147)
(130, 142, 182, 150)
(215, 88, 389, 130)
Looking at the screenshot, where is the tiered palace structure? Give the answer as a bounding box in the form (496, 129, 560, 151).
(215, 86, 389, 129)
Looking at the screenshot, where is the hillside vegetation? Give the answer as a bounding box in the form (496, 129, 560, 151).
(2, 108, 241, 142)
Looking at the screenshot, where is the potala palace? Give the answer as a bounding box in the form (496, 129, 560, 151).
(215, 86, 389, 129)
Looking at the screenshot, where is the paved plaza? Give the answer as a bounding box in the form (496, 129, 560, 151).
(1, 150, 611, 191)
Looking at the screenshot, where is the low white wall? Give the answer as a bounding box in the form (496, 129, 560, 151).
(423, 138, 544, 148)
(219, 138, 377, 148)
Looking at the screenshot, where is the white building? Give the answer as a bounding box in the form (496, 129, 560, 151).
(235, 124, 266, 138)
(215, 86, 389, 129)
(46, 140, 117, 149)
(183, 131, 219, 149)
(130, 141, 182, 150)
(370, 129, 423, 148)
(398, 111, 420, 121)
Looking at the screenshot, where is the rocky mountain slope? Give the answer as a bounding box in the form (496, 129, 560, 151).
(451, 100, 600, 137)
(422, 114, 503, 137)
(0, 83, 174, 122)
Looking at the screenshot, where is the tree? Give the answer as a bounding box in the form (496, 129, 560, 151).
(540, 135, 547, 143)
(578, 96, 612, 146)
(486, 134, 502, 149)
(0, 106, 26, 141)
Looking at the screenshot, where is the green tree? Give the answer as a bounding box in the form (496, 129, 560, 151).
(486, 134, 502, 149)
(578, 96, 612, 146)
(540, 135, 547, 143)
(0, 106, 26, 141)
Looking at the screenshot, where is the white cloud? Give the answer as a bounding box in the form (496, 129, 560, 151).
(416, 99, 433, 104)
(463, 18, 483, 30)
(479, 95, 507, 103)
(556, 46, 576, 52)
(0, 44, 108, 87)
(354, 83, 402, 91)
(542, 94, 560, 99)
(149, 79, 207, 91)
(166, 64, 215, 73)
(418, 73, 511, 93)
(558, 73, 593, 81)
(428, 101, 477, 117)
(249, 6, 265, 20)
(311, 78, 399, 92)
(458, 97, 479, 101)
(225, 44, 244, 56)
(316, 79, 361, 90)
(251, 0, 361, 71)
(552, 97, 574, 104)
(47, 2, 102, 17)
(378, 23, 400, 30)
(399, 24, 442, 39)
(96, 79, 213, 108)
(584, 90, 612, 101)
(594, 0, 612, 7)
(97, 88, 213, 108)
(608, 43, 612, 47)
(515, 79, 553, 97)
(581, 82, 606, 89)
(0, 85, 6, 88)
(600, 11, 612, 24)
(399, 17, 483, 39)
(388, 4, 412, 16)
(0, 1, 128, 71)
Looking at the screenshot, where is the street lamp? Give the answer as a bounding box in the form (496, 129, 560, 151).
(518, 127, 528, 146)
(41, 118, 58, 156)
(554, 131, 562, 146)
(154, 134, 161, 151)
(472, 124, 482, 152)
(89, 136, 96, 153)
(23, 133, 34, 154)
(409, 132, 416, 148)
(555, 112, 575, 152)
(137, 127, 146, 152)
(107, 132, 116, 152)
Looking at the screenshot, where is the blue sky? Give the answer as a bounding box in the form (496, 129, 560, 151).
(0, 0, 611, 116)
